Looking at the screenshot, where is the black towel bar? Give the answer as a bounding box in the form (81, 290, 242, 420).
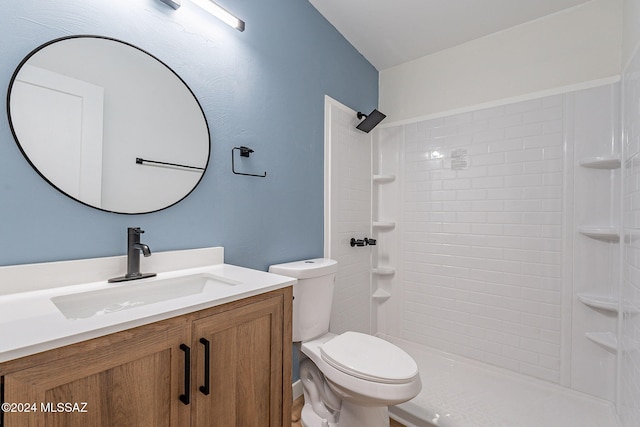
(136, 157, 205, 171)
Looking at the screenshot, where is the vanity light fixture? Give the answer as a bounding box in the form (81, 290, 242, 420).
(191, 0, 245, 31)
(159, 0, 245, 32)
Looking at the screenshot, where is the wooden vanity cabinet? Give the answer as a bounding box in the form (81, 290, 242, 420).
(1, 315, 191, 427)
(191, 292, 285, 426)
(0, 287, 292, 427)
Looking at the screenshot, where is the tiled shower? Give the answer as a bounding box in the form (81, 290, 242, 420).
(327, 71, 640, 424)
(373, 84, 620, 402)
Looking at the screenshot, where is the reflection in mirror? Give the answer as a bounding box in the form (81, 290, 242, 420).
(7, 36, 210, 214)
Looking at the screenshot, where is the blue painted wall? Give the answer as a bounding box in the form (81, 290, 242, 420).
(0, 0, 378, 271)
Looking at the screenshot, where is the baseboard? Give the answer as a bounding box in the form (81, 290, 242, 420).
(292, 379, 303, 401)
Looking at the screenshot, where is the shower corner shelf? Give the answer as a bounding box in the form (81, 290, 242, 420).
(577, 292, 638, 314)
(372, 267, 395, 276)
(373, 174, 396, 184)
(373, 221, 396, 230)
(372, 289, 391, 301)
(578, 226, 620, 242)
(579, 155, 621, 169)
(584, 332, 618, 354)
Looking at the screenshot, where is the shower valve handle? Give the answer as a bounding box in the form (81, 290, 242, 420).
(350, 237, 376, 247)
(350, 238, 365, 247)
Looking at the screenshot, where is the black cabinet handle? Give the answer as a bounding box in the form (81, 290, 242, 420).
(179, 344, 191, 405)
(199, 338, 211, 395)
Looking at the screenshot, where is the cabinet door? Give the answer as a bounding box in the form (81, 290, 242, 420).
(192, 295, 283, 427)
(3, 320, 191, 427)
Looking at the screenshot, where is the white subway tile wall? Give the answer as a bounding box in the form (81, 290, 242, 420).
(621, 42, 640, 427)
(398, 95, 565, 383)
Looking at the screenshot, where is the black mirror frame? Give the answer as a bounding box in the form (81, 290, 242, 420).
(6, 35, 211, 215)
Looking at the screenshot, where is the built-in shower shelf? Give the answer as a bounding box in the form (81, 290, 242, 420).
(372, 267, 395, 276)
(579, 155, 621, 169)
(373, 221, 396, 230)
(372, 289, 391, 301)
(577, 293, 638, 314)
(373, 174, 396, 183)
(585, 332, 617, 353)
(578, 226, 619, 242)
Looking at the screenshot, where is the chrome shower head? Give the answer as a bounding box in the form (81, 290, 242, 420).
(356, 109, 386, 133)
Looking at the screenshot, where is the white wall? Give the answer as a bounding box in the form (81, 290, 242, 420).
(379, 0, 622, 123)
(620, 48, 640, 425)
(619, 1, 640, 425)
(324, 96, 372, 335)
(623, 0, 640, 66)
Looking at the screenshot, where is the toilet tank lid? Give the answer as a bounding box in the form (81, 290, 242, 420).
(268, 258, 337, 279)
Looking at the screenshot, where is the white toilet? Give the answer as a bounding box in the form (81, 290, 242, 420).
(269, 258, 421, 427)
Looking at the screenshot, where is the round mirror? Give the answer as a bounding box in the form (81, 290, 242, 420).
(7, 36, 210, 214)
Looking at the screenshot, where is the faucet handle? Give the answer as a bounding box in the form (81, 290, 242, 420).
(128, 227, 144, 234)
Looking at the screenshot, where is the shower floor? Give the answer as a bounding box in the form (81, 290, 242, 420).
(384, 336, 619, 427)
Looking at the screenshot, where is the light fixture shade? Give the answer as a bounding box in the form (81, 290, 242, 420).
(159, 0, 181, 10)
(191, 0, 245, 31)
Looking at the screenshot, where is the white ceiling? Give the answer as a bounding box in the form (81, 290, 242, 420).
(308, 0, 593, 70)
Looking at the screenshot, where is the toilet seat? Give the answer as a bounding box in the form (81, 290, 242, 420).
(319, 331, 418, 384)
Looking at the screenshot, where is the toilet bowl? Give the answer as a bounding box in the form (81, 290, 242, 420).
(299, 359, 339, 427)
(302, 332, 421, 426)
(269, 258, 422, 427)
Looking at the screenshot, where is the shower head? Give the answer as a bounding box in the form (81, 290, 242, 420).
(356, 109, 386, 133)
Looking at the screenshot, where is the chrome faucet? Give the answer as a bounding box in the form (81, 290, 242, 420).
(108, 227, 157, 283)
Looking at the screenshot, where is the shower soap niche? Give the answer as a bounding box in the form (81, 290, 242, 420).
(578, 226, 619, 242)
(579, 155, 621, 169)
(585, 332, 617, 354)
(372, 289, 391, 301)
(578, 293, 639, 314)
(373, 221, 396, 230)
(372, 267, 395, 276)
(373, 174, 396, 184)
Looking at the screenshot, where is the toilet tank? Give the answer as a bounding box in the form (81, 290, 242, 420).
(269, 258, 337, 342)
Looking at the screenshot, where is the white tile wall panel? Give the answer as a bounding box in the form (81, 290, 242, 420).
(622, 42, 640, 427)
(374, 84, 622, 408)
(390, 93, 566, 383)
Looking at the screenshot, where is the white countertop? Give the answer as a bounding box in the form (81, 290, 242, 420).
(0, 248, 295, 363)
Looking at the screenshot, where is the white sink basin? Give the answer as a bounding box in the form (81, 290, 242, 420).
(51, 273, 241, 320)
